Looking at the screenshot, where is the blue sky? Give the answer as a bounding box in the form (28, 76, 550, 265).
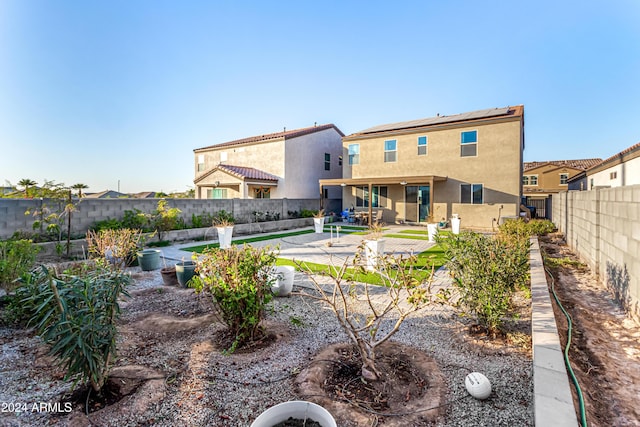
(1, 1, 639, 194)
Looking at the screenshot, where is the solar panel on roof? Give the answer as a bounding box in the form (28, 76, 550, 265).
(358, 107, 512, 134)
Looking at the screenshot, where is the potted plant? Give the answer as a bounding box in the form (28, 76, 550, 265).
(251, 400, 336, 427)
(160, 258, 178, 286)
(213, 210, 235, 249)
(363, 221, 385, 271)
(313, 209, 325, 234)
(270, 265, 296, 297)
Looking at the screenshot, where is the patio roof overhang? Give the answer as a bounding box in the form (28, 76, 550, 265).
(318, 175, 447, 188)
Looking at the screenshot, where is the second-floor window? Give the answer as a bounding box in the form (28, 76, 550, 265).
(384, 140, 397, 162)
(461, 183, 483, 204)
(461, 130, 477, 157)
(197, 154, 205, 172)
(348, 144, 360, 165)
(324, 153, 331, 171)
(418, 136, 427, 155)
(560, 173, 568, 185)
(523, 175, 538, 185)
(610, 171, 617, 180)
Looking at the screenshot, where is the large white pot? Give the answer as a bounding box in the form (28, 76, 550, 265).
(451, 217, 461, 235)
(251, 401, 336, 427)
(427, 223, 438, 242)
(216, 226, 234, 249)
(364, 239, 386, 271)
(313, 217, 325, 233)
(270, 265, 295, 297)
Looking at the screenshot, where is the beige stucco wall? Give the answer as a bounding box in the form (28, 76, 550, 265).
(523, 164, 582, 197)
(194, 127, 343, 200)
(341, 117, 523, 228)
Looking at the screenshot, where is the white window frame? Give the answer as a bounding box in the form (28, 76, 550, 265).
(417, 136, 427, 155)
(384, 140, 397, 163)
(348, 144, 360, 165)
(559, 173, 568, 185)
(460, 130, 478, 157)
(523, 175, 538, 186)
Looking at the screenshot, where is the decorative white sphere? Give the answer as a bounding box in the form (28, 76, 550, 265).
(465, 372, 492, 400)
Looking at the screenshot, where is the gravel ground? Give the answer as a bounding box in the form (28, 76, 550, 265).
(0, 268, 533, 427)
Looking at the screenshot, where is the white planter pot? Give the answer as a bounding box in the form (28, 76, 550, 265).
(451, 217, 461, 235)
(251, 401, 336, 427)
(270, 265, 295, 297)
(313, 217, 325, 233)
(216, 226, 234, 249)
(364, 239, 386, 271)
(427, 223, 438, 242)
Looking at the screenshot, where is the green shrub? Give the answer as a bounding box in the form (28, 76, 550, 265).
(440, 231, 530, 334)
(19, 265, 130, 392)
(499, 218, 555, 237)
(190, 244, 278, 352)
(191, 212, 215, 228)
(300, 209, 316, 218)
(212, 210, 235, 226)
(0, 240, 41, 292)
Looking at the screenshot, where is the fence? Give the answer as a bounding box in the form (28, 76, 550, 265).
(553, 185, 640, 319)
(0, 198, 341, 240)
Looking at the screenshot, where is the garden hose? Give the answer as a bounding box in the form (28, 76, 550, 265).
(544, 263, 588, 427)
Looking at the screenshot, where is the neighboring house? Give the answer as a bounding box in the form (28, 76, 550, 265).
(131, 192, 157, 199)
(85, 190, 128, 199)
(523, 158, 601, 217)
(320, 106, 525, 230)
(584, 142, 640, 189)
(1, 186, 16, 196)
(193, 124, 344, 200)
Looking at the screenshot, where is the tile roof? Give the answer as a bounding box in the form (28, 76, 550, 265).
(217, 164, 279, 181)
(194, 164, 279, 184)
(195, 124, 344, 152)
(346, 105, 524, 137)
(596, 142, 640, 167)
(524, 158, 602, 172)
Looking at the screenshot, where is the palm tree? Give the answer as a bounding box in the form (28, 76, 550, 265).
(17, 178, 37, 198)
(71, 183, 89, 198)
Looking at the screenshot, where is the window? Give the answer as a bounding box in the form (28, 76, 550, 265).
(461, 183, 483, 204)
(348, 144, 360, 165)
(460, 130, 477, 157)
(355, 186, 387, 207)
(560, 173, 568, 185)
(610, 171, 617, 180)
(254, 187, 270, 199)
(523, 175, 538, 186)
(324, 153, 331, 171)
(338, 156, 343, 166)
(384, 140, 397, 162)
(207, 188, 227, 199)
(418, 136, 427, 155)
(197, 154, 205, 172)
(220, 152, 228, 162)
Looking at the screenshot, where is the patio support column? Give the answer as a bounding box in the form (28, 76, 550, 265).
(368, 182, 373, 225)
(319, 184, 324, 210)
(428, 177, 434, 222)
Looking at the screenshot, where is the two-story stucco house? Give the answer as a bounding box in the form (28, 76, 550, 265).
(320, 106, 525, 230)
(523, 158, 601, 217)
(193, 124, 344, 200)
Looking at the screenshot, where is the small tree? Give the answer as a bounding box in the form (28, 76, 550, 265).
(189, 244, 278, 352)
(300, 244, 448, 381)
(145, 199, 181, 241)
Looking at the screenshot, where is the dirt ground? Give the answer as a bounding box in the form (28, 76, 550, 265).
(540, 233, 640, 427)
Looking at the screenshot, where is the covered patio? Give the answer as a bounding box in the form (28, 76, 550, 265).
(319, 175, 447, 225)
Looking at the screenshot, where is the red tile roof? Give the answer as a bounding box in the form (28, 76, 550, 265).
(194, 124, 344, 152)
(217, 164, 279, 181)
(194, 164, 279, 184)
(524, 158, 602, 172)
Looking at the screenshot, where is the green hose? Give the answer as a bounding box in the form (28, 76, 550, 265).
(545, 263, 588, 427)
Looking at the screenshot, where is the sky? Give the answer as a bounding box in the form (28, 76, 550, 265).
(1, 1, 639, 194)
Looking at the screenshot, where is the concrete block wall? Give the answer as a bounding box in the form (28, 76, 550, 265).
(554, 185, 640, 319)
(0, 198, 323, 240)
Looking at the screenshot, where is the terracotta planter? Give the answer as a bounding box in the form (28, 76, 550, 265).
(161, 267, 178, 286)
